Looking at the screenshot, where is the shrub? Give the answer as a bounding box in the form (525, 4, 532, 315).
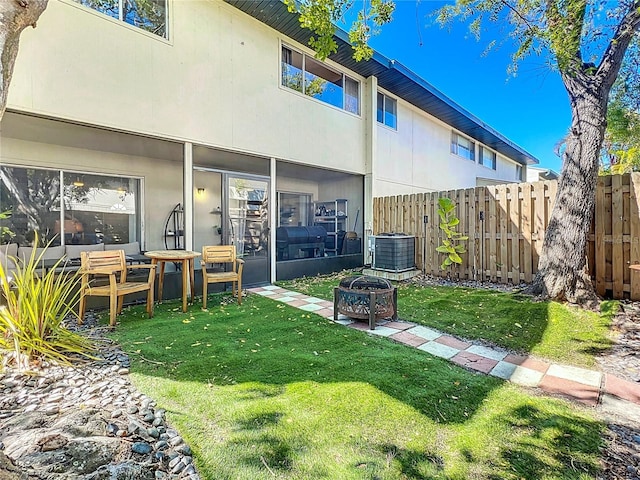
(0, 242, 96, 370)
(436, 197, 468, 270)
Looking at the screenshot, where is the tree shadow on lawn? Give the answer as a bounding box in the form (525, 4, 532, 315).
(117, 300, 502, 425)
(399, 288, 551, 354)
(114, 297, 602, 426)
(487, 404, 603, 480)
(189, 401, 602, 479)
(112, 296, 604, 478)
(399, 286, 615, 363)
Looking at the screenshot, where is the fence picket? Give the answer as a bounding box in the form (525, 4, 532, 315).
(508, 183, 521, 284)
(631, 174, 640, 300)
(497, 184, 508, 283)
(612, 175, 624, 298)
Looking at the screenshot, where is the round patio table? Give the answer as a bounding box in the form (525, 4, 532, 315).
(144, 250, 201, 312)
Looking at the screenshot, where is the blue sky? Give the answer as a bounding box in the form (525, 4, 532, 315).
(361, 1, 569, 172)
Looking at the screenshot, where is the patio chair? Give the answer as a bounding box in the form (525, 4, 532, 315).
(78, 250, 156, 327)
(201, 245, 244, 308)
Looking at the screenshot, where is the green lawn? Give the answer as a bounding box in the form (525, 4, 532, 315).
(278, 274, 615, 368)
(110, 294, 604, 480)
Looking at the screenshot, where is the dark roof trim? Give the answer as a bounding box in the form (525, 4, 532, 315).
(530, 167, 559, 180)
(225, 0, 539, 166)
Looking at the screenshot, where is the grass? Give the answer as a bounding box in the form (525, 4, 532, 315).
(110, 294, 605, 480)
(278, 273, 615, 368)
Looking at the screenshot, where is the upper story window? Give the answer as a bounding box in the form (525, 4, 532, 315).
(479, 146, 497, 170)
(281, 45, 360, 115)
(377, 92, 397, 129)
(451, 132, 475, 161)
(73, 0, 167, 38)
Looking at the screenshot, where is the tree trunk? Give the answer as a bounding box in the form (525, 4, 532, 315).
(525, 76, 608, 309)
(0, 0, 48, 123)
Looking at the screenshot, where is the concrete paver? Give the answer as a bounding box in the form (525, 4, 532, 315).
(384, 321, 414, 331)
(407, 325, 442, 341)
(489, 361, 518, 380)
(303, 297, 325, 304)
(390, 331, 428, 347)
(275, 296, 298, 303)
(539, 375, 600, 406)
(467, 345, 508, 362)
(508, 365, 545, 387)
(254, 290, 277, 296)
(417, 341, 459, 359)
(435, 335, 472, 350)
(451, 351, 498, 374)
(368, 326, 402, 337)
(604, 374, 640, 403)
(299, 303, 324, 312)
(334, 318, 354, 326)
(546, 364, 602, 388)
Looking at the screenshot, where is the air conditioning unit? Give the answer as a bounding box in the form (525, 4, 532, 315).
(370, 234, 415, 272)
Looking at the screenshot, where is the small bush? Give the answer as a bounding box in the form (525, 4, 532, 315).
(0, 243, 95, 370)
(436, 197, 468, 270)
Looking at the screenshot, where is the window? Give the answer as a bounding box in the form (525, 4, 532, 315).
(377, 92, 397, 129)
(278, 192, 311, 227)
(281, 45, 360, 114)
(63, 173, 140, 245)
(74, 0, 167, 38)
(451, 133, 475, 161)
(516, 165, 524, 182)
(0, 166, 141, 246)
(479, 147, 497, 170)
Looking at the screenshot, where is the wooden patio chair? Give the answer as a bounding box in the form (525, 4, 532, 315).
(78, 250, 156, 327)
(201, 245, 244, 308)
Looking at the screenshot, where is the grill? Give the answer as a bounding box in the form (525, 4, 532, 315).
(333, 275, 397, 330)
(276, 226, 327, 260)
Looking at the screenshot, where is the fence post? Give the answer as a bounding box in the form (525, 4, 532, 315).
(630, 173, 640, 300)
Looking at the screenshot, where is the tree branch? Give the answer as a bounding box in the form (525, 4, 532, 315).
(545, 0, 586, 73)
(596, 1, 640, 90)
(498, 0, 535, 30)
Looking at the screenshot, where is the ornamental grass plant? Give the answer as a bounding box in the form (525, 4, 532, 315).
(0, 243, 95, 370)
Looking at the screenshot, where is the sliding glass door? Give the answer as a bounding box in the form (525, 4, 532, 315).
(224, 173, 269, 285)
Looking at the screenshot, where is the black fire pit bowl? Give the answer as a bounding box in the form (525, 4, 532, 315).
(333, 275, 398, 330)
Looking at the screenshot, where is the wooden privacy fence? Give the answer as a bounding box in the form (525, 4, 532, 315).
(372, 173, 640, 300)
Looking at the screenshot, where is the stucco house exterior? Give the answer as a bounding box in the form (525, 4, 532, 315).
(0, 0, 538, 286)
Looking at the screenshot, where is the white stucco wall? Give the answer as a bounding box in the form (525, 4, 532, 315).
(373, 93, 527, 196)
(9, 0, 366, 174)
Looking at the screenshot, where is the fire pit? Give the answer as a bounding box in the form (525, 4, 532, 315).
(333, 275, 397, 330)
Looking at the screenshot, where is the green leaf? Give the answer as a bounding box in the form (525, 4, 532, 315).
(450, 252, 463, 264)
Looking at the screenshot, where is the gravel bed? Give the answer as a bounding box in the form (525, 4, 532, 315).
(0, 313, 200, 479)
